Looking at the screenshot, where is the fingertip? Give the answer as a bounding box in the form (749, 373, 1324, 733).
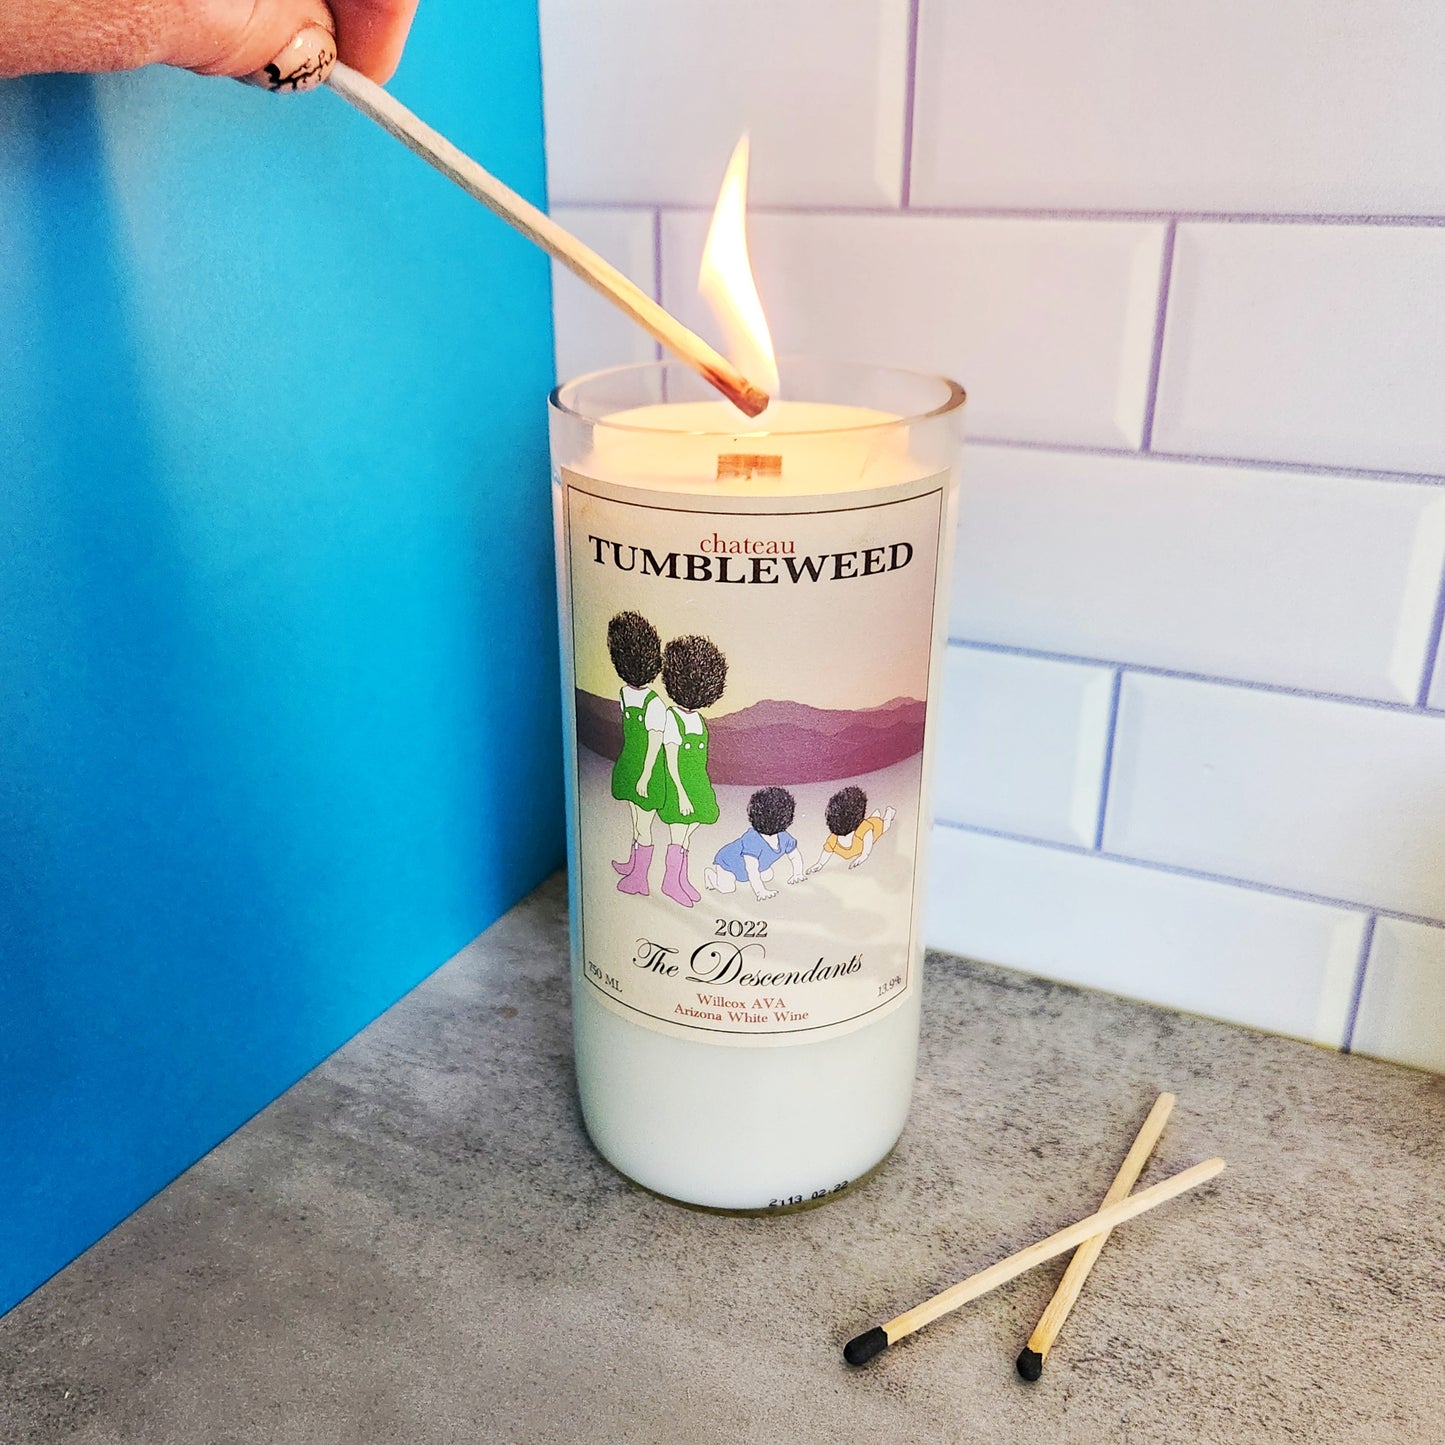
(243, 23, 337, 92)
(332, 0, 418, 83)
(184, 2, 337, 86)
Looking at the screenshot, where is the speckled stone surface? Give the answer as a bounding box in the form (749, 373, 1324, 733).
(4, 873, 1444, 1444)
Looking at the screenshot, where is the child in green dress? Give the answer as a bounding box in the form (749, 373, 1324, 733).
(607, 611, 665, 896)
(656, 634, 727, 908)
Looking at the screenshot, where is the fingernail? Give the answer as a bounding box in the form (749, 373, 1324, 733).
(245, 24, 337, 92)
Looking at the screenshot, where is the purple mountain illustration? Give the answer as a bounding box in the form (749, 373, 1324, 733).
(576, 690, 926, 785)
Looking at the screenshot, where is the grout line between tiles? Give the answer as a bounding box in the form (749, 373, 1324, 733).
(945, 637, 1438, 716)
(899, 0, 922, 209)
(1341, 915, 1378, 1051)
(1092, 669, 1124, 850)
(549, 199, 1445, 227)
(1414, 556, 1445, 709)
(1138, 220, 1177, 452)
(933, 818, 1445, 932)
(651, 208, 664, 362)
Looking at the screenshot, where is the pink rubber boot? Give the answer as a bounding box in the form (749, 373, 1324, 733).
(661, 844, 694, 907)
(612, 842, 637, 876)
(617, 843, 653, 896)
(678, 847, 701, 903)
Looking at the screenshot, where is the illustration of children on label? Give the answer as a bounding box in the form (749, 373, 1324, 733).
(808, 786, 897, 874)
(607, 611, 666, 897)
(654, 634, 727, 908)
(704, 787, 807, 902)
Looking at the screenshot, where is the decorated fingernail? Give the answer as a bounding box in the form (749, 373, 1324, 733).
(246, 24, 337, 92)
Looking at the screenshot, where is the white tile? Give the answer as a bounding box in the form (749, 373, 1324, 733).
(660, 212, 1165, 449)
(1105, 675, 1445, 920)
(1352, 918, 1445, 1073)
(539, 0, 909, 207)
(950, 445, 1445, 704)
(912, 2, 1445, 214)
(551, 208, 658, 383)
(926, 827, 1364, 1045)
(933, 647, 1115, 846)
(1153, 224, 1445, 477)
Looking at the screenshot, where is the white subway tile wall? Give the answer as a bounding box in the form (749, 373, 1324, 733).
(926, 829, 1365, 1047)
(539, 0, 910, 208)
(1153, 224, 1445, 475)
(541, 2, 1445, 1072)
(1105, 677, 1445, 920)
(658, 212, 1167, 448)
(550, 208, 657, 382)
(911, 2, 1445, 215)
(1352, 919, 1445, 1073)
(951, 446, 1445, 703)
(934, 648, 1115, 847)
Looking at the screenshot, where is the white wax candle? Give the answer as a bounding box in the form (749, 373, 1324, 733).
(590, 400, 920, 494)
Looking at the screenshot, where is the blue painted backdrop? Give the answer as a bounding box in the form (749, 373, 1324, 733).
(0, 3, 561, 1314)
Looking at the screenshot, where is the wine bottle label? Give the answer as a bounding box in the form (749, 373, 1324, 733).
(559, 467, 949, 1046)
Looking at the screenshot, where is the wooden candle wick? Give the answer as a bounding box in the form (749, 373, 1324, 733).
(717, 453, 783, 480)
(843, 1155, 1225, 1366)
(1017, 1091, 1176, 1381)
(324, 63, 769, 418)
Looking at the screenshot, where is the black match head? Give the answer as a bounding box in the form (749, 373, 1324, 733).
(844, 1327, 889, 1367)
(1016, 1346, 1044, 1382)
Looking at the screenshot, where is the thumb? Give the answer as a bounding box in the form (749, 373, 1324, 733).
(180, 1, 339, 92)
(0, 0, 334, 84)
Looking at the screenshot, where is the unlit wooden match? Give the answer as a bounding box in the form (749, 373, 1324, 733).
(1017, 1091, 1176, 1381)
(324, 63, 770, 418)
(843, 1155, 1225, 1366)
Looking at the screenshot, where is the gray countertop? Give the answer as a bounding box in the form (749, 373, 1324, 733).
(4, 873, 1444, 1444)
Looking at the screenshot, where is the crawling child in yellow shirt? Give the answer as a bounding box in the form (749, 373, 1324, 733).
(807, 786, 896, 874)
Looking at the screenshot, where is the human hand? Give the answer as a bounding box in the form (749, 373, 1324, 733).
(1, 0, 419, 89)
(753, 888, 777, 902)
(786, 874, 805, 885)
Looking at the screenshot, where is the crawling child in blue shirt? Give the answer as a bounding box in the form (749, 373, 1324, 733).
(704, 787, 807, 902)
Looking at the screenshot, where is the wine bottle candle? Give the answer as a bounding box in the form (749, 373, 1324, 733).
(549, 358, 965, 1211)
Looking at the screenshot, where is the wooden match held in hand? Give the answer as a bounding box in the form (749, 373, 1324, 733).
(843, 1154, 1225, 1366)
(1017, 1091, 1176, 1381)
(323, 64, 770, 418)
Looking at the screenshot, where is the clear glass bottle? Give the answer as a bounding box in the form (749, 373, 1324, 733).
(550, 358, 965, 1210)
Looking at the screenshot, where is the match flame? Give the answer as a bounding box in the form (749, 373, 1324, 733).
(698, 135, 779, 404)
